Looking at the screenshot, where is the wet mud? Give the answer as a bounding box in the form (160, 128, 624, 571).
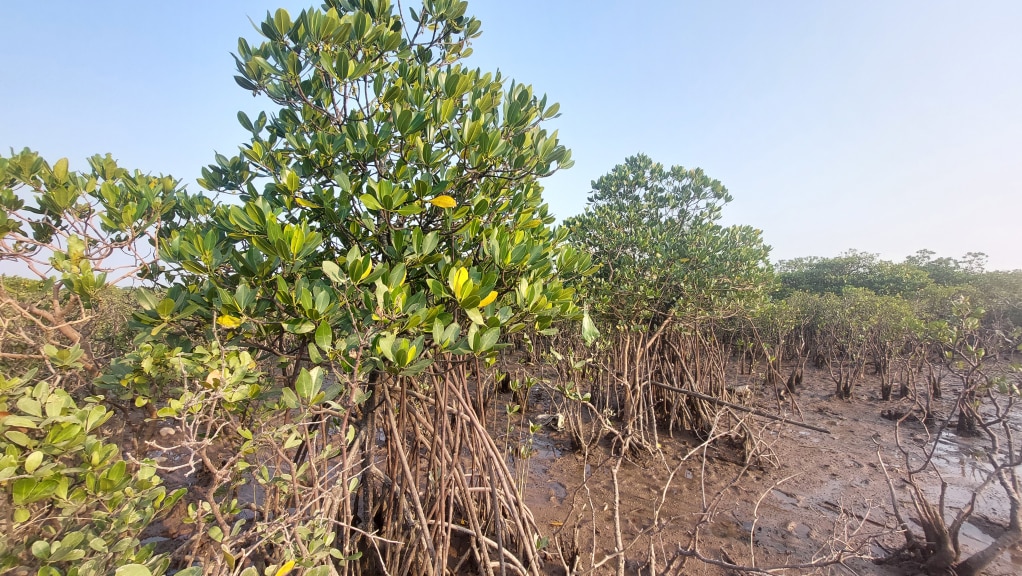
(510, 367, 1022, 575)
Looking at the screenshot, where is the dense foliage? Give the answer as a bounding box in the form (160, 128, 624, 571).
(0, 149, 199, 575)
(772, 250, 1022, 365)
(116, 0, 593, 574)
(560, 155, 773, 454)
(564, 153, 772, 326)
(0, 150, 199, 378)
(1, 370, 184, 576)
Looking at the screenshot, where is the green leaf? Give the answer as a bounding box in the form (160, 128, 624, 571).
(53, 157, 69, 181)
(281, 388, 299, 409)
(115, 563, 153, 576)
(478, 327, 500, 352)
(156, 297, 175, 318)
(582, 308, 600, 345)
(360, 193, 383, 211)
(315, 321, 332, 349)
(387, 262, 406, 289)
(307, 342, 324, 364)
(237, 111, 254, 131)
(24, 451, 43, 474)
(31, 540, 50, 559)
(295, 368, 315, 401)
(137, 461, 157, 480)
(13, 477, 57, 505)
(3, 416, 37, 429)
(323, 260, 343, 283)
(465, 308, 484, 326)
(17, 397, 42, 417)
(426, 278, 446, 298)
(283, 432, 303, 450)
(208, 526, 224, 543)
(5, 430, 33, 447)
(285, 170, 300, 193)
(333, 171, 350, 191)
(377, 332, 397, 363)
(283, 319, 316, 334)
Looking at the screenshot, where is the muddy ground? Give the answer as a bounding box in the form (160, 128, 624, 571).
(112, 362, 1021, 575)
(509, 366, 1022, 575)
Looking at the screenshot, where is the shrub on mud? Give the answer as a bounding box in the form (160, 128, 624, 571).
(0, 369, 184, 575)
(1, 146, 199, 574)
(561, 154, 773, 453)
(125, 0, 593, 573)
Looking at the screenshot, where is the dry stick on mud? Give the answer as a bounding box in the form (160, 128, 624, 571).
(553, 399, 866, 575)
(610, 422, 732, 572)
(544, 375, 669, 575)
(748, 473, 801, 567)
(666, 410, 759, 573)
(957, 387, 1022, 575)
(649, 380, 832, 434)
(661, 404, 883, 575)
(875, 434, 933, 564)
(544, 351, 871, 574)
(568, 448, 625, 572)
(669, 424, 877, 575)
(875, 381, 1022, 575)
(548, 377, 733, 573)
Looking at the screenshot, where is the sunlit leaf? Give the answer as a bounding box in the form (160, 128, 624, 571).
(217, 315, 243, 329)
(274, 561, 296, 576)
(479, 290, 498, 307)
(428, 195, 457, 209)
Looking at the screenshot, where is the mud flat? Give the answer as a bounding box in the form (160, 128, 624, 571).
(512, 367, 1021, 575)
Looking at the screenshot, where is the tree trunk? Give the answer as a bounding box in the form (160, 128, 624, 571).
(956, 391, 978, 435)
(955, 501, 1021, 576)
(930, 372, 942, 399)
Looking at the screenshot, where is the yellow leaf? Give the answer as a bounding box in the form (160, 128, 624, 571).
(217, 315, 243, 329)
(428, 195, 457, 209)
(274, 560, 296, 576)
(452, 267, 469, 295)
(294, 197, 320, 208)
(478, 290, 498, 307)
(205, 369, 223, 387)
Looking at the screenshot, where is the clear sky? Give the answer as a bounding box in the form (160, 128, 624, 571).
(3, 1, 1020, 271)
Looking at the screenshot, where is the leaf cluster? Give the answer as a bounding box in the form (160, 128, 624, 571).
(111, 1, 596, 572)
(0, 371, 184, 576)
(148, 0, 593, 380)
(563, 154, 772, 329)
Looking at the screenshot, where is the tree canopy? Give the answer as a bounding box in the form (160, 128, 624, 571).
(563, 153, 772, 327)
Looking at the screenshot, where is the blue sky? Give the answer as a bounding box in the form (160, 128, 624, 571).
(3, 1, 1020, 270)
